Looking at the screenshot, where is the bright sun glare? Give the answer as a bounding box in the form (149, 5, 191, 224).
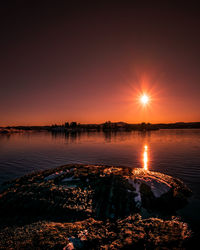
(140, 94, 149, 105)
(143, 145, 148, 170)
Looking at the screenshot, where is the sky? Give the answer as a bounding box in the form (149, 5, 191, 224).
(0, 1, 200, 126)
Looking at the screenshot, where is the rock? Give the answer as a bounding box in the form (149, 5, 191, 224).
(0, 216, 191, 249)
(93, 174, 138, 219)
(129, 168, 192, 213)
(0, 165, 191, 221)
(0, 164, 193, 249)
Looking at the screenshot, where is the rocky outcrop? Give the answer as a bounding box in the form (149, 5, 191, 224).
(0, 215, 191, 249)
(129, 168, 192, 214)
(0, 164, 192, 249)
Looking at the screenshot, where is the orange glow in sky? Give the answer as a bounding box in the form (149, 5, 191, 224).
(1, 4, 200, 126)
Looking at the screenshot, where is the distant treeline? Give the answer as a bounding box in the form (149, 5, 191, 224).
(155, 122, 200, 129)
(2, 121, 200, 133)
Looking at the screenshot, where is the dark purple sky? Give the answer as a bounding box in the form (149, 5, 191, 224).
(0, 1, 200, 125)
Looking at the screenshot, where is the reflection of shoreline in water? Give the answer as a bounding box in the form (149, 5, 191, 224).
(143, 145, 148, 170)
(50, 130, 153, 144)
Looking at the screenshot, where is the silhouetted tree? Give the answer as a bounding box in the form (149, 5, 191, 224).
(70, 122, 77, 128)
(103, 121, 112, 130)
(65, 122, 70, 128)
(141, 122, 146, 130)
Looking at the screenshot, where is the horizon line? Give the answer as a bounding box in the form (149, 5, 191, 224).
(1, 121, 200, 128)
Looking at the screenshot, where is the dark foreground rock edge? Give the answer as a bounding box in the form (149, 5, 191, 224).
(0, 164, 194, 249)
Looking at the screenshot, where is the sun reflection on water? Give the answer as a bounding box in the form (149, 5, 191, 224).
(143, 144, 148, 170)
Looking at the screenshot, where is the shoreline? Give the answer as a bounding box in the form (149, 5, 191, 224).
(1, 122, 200, 134)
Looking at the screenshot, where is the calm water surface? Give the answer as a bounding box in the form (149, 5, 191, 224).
(0, 129, 200, 223)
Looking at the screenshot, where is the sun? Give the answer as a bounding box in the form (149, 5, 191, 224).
(140, 94, 149, 105)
